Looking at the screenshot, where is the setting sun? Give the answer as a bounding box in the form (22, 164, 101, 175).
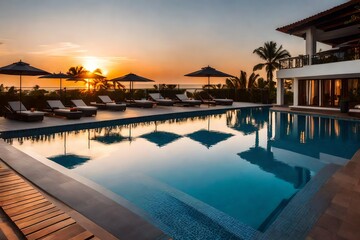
(83, 56, 107, 75)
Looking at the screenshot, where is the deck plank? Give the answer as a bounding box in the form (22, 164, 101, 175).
(3, 195, 45, 210)
(0, 189, 38, 201)
(40, 223, 91, 240)
(0, 179, 24, 187)
(67, 230, 94, 240)
(22, 213, 71, 235)
(11, 204, 56, 221)
(16, 209, 63, 229)
(7, 201, 51, 217)
(0, 166, 98, 240)
(0, 171, 15, 176)
(1, 192, 42, 206)
(0, 176, 21, 183)
(26, 218, 76, 240)
(5, 198, 49, 215)
(0, 186, 34, 197)
(0, 182, 28, 192)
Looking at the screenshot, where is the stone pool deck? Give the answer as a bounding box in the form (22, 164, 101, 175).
(0, 102, 268, 133)
(307, 149, 360, 240)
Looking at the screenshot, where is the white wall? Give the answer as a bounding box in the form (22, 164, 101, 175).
(277, 59, 360, 79)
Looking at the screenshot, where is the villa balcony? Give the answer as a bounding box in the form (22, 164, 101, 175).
(279, 46, 360, 70)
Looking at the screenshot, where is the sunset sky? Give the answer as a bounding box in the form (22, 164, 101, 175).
(0, 0, 345, 89)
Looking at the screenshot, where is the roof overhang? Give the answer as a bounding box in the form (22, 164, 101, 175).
(277, 1, 360, 46)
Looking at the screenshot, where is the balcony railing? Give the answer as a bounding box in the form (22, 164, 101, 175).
(279, 55, 309, 69)
(312, 46, 360, 65)
(279, 46, 360, 69)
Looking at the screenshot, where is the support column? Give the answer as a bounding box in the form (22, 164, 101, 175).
(305, 27, 317, 65)
(276, 78, 284, 105)
(293, 78, 299, 106)
(319, 80, 322, 106)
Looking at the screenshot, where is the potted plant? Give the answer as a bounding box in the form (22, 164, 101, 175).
(340, 98, 350, 113)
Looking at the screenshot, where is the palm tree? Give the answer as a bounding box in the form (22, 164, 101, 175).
(253, 41, 290, 92)
(240, 71, 260, 89)
(202, 84, 226, 89)
(226, 76, 244, 89)
(67, 66, 86, 76)
(257, 77, 269, 89)
(226, 71, 260, 89)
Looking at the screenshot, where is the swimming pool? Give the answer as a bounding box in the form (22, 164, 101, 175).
(2, 107, 360, 239)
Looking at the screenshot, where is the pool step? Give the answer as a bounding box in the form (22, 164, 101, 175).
(0, 166, 98, 240)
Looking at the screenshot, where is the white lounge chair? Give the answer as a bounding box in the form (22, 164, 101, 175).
(45, 100, 82, 119)
(148, 93, 174, 106)
(71, 99, 97, 116)
(91, 95, 126, 111)
(175, 93, 202, 106)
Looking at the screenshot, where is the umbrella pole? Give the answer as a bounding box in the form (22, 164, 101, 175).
(60, 78, 62, 100)
(19, 74, 22, 111)
(208, 76, 210, 107)
(131, 82, 133, 99)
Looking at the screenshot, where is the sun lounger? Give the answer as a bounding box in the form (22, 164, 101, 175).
(5, 101, 44, 122)
(126, 99, 155, 108)
(91, 95, 126, 111)
(148, 93, 174, 106)
(175, 93, 202, 106)
(199, 92, 233, 105)
(45, 100, 82, 119)
(210, 96, 233, 105)
(71, 99, 97, 116)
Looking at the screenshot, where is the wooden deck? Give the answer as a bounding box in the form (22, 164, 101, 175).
(0, 166, 99, 240)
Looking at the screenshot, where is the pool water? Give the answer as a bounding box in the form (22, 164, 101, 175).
(2, 108, 360, 239)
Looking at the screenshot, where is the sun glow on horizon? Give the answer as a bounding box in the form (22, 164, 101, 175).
(82, 56, 108, 75)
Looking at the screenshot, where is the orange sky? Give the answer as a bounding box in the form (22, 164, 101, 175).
(0, 0, 340, 89)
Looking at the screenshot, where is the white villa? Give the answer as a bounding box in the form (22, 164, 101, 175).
(276, 0, 360, 109)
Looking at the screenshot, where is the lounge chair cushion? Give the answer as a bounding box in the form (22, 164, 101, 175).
(71, 99, 88, 107)
(98, 95, 113, 104)
(148, 93, 174, 106)
(175, 94, 202, 105)
(71, 99, 97, 116)
(8, 101, 28, 112)
(149, 93, 163, 100)
(47, 100, 66, 109)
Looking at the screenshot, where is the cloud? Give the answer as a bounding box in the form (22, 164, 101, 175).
(29, 42, 87, 56)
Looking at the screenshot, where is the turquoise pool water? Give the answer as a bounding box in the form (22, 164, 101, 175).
(2, 108, 360, 239)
